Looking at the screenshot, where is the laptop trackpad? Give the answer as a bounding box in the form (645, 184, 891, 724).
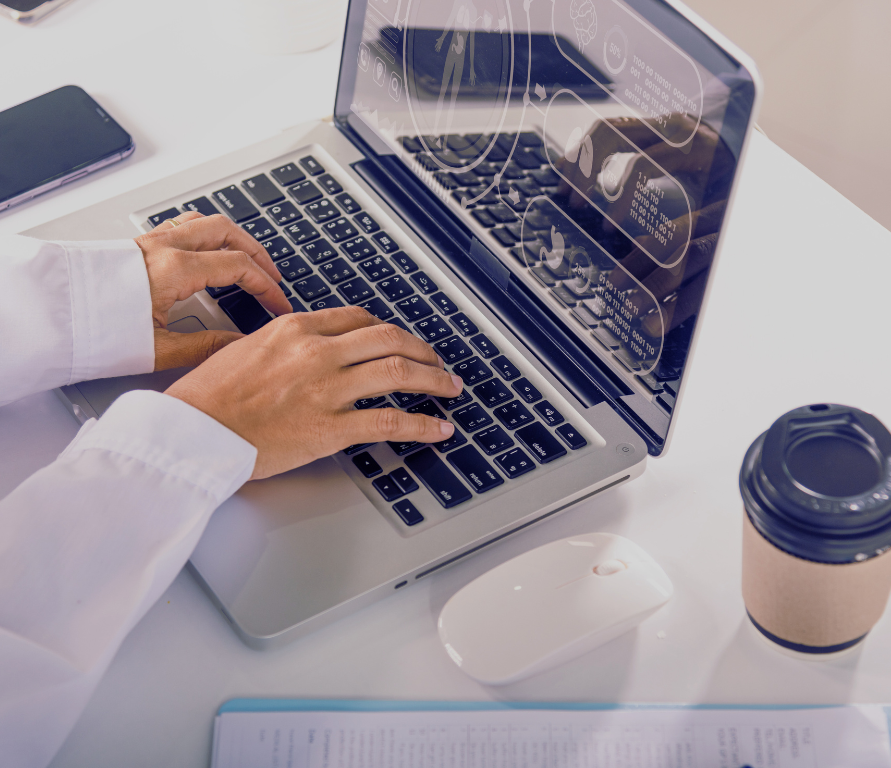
(189, 454, 389, 641)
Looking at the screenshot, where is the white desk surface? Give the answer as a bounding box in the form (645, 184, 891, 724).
(2, 1, 891, 766)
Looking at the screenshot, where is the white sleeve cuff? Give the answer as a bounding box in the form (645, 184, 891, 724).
(62, 390, 257, 502)
(56, 239, 155, 383)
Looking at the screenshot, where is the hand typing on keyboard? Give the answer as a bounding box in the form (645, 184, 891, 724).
(135, 212, 292, 370)
(165, 306, 461, 479)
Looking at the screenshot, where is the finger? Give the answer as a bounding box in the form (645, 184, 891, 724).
(156, 214, 281, 285)
(334, 321, 444, 368)
(281, 305, 383, 337)
(153, 328, 244, 371)
(182, 249, 291, 316)
(154, 211, 204, 230)
(339, 355, 463, 405)
(339, 406, 455, 447)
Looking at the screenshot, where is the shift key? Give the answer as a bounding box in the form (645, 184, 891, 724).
(405, 448, 472, 509)
(212, 185, 259, 223)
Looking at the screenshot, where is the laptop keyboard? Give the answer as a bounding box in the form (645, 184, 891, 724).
(145, 148, 590, 533)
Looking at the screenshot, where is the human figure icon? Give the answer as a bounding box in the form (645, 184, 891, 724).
(432, 0, 479, 145)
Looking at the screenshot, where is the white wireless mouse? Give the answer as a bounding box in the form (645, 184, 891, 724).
(437, 533, 673, 685)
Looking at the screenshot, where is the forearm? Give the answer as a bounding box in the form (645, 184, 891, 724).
(0, 390, 256, 768)
(0, 236, 154, 407)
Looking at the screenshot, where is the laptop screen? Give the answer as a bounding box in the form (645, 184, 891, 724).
(335, 0, 757, 453)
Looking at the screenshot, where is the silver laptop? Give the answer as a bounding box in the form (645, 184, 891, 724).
(35, 0, 760, 648)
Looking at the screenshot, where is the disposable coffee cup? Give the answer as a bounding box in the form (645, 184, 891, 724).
(740, 403, 891, 655)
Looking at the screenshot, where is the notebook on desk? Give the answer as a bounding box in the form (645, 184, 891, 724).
(46, 0, 760, 648)
(210, 698, 891, 767)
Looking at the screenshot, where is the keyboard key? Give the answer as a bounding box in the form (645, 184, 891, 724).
(182, 197, 217, 216)
(266, 201, 302, 226)
(436, 389, 473, 411)
(450, 313, 479, 337)
(473, 379, 512, 408)
(429, 292, 459, 316)
(302, 238, 338, 264)
(491, 355, 521, 381)
(300, 155, 324, 175)
(407, 399, 446, 420)
(294, 275, 331, 301)
(453, 356, 492, 386)
(358, 255, 394, 282)
(355, 396, 386, 409)
(288, 297, 308, 312)
(390, 391, 425, 408)
(414, 315, 452, 343)
(284, 220, 320, 245)
(395, 296, 433, 321)
(242, 217, 277, 242)
(388, 440, 422, 457)
(205, 284, 238, 299)
(410, 271, 438, 295)
(473, 425, 514, 456)
(372, 231, 399, 253)
(335, 192, 361, 214)
(393, 499, 424, 526)
(317, 173, 343, 195)
(495, 447, 536, 479)
(471, 209, 497, 228)
(391, 252, 418, 274)
(243, 173, 283, 206)
(319, 257, 356, 284)
(344, 442, 374, 456)
(447, 446, 503, 493)
(373, 475, 404, 501)
(148, 207, 180, 228)
(341, 236, 377, 262)
(493, 400, 535, 429)
(469, 334, 499, 359)
(278, 281, 292, 297)
(487, 204, 517, 224)
(352, 452, 382, 478)
(534, 400, 565, 427)
(516, 422, 567, 464)
(491, 228, 518, 247)
(360, 297, 394, 320)
(387, 318, 411, 332)
(288, 180, 323, 205)
(212, 186, 259, 223)
(306, 198, 341, 223)
(270, 163, 305, 187)
(354, 212, 380, 234)
(556, 423, 587, 450)
(310, 296, 345, 310)
(453, 403, 493, 432)
(276, 255, 313, 282)
(391, 467, 419, 494)
(337, 278, 375, 304)
(405, 448, 472, 509)
(434, 336, 473, 364)
(378, 275, 414, 302)
(433, 428, 468, 453)
(262, 236, 295, 261)
(512, 377, 543, 404)
(218, 291, 272, 334)
(323, 217, 359, 243)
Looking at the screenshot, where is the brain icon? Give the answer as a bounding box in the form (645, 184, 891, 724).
(570, 0, 597, 49)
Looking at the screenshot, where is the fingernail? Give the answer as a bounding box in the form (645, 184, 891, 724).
(450, 374, 463, 391)
(437, 355, 446, 369)
(440, 420, 455, 437)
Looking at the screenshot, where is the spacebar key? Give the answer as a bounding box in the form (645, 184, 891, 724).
(405, 448, 472, 509)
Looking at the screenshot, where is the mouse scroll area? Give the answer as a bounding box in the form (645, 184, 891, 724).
(594, 560, 627, 576)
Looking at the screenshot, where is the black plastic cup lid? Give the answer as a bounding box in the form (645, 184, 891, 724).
(740, 404, 891, 563)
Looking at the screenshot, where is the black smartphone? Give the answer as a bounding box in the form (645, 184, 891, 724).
(1, 0, 76, 24)
(0, 85, 135, 213)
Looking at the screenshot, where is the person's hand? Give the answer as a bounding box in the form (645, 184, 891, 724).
(165, 307, 463, 479)
(435, 34, 445, 52)
(134, 211, 291, 371)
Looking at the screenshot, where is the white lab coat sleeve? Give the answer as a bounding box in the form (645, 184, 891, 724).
(0, 389, 257, 768)
(0, 235, 155, 408)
